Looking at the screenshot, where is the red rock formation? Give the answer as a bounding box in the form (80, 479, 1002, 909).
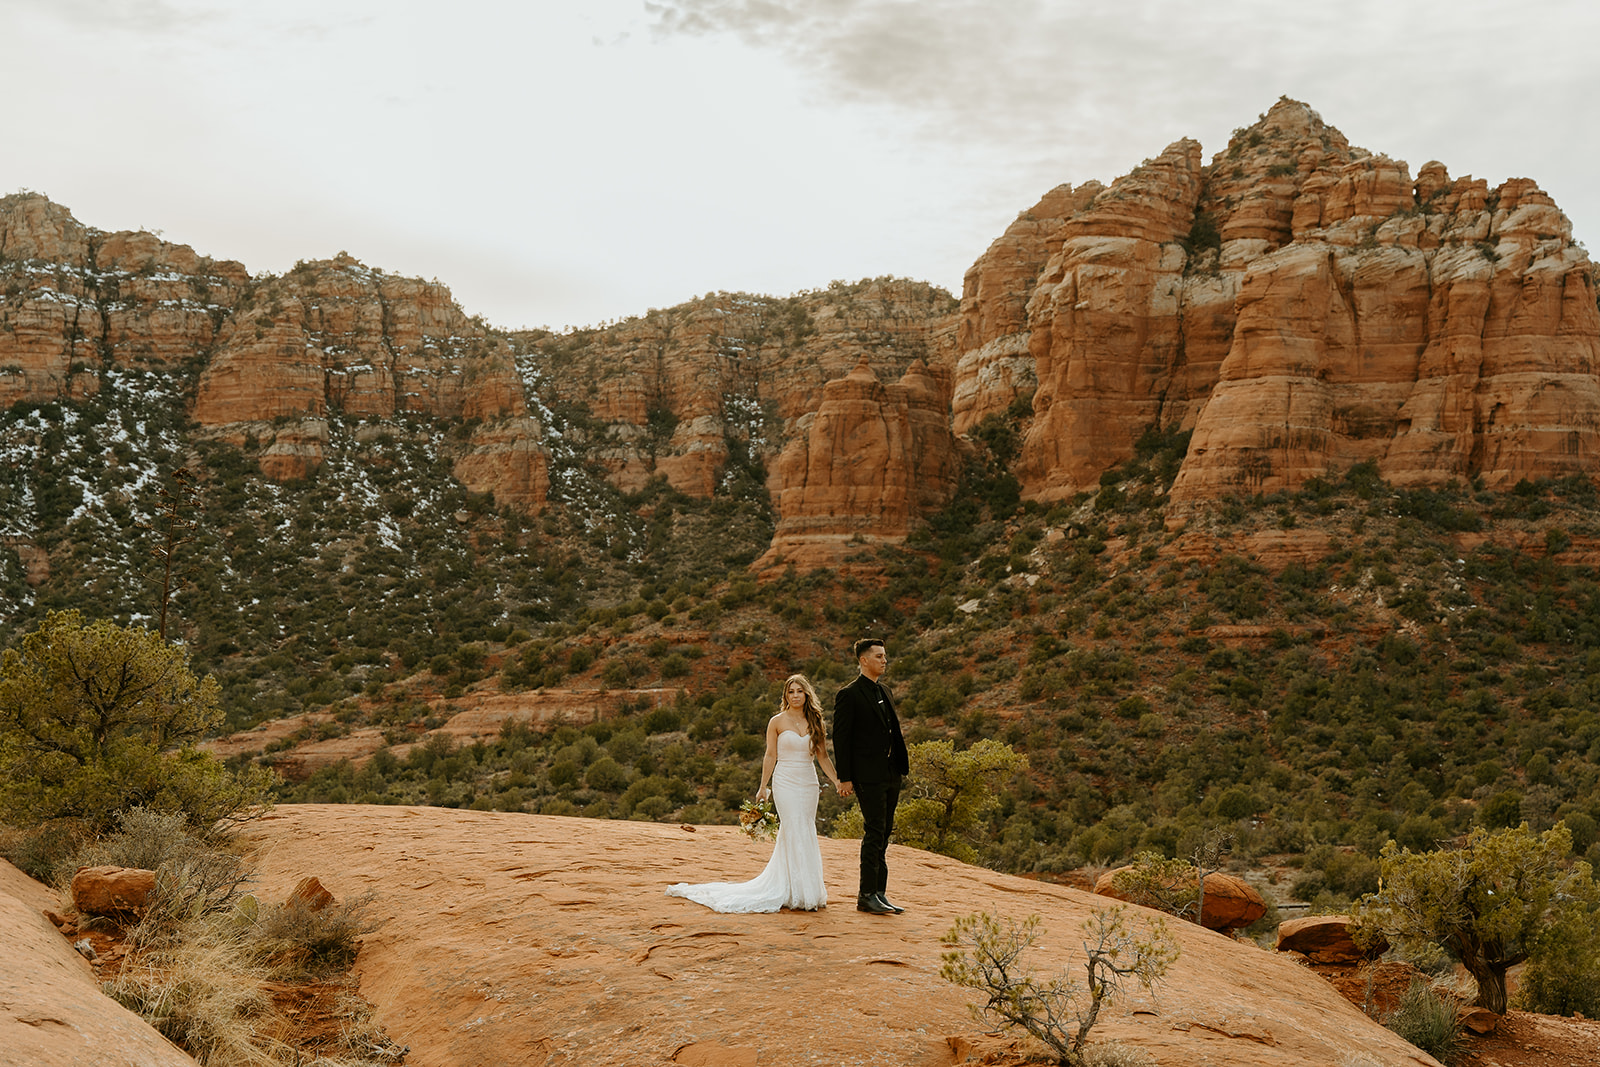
(256, 418, 331, 481)
(1093, 865, 1267, 934)
(528, 279, 959, 499)
(71, 866, 156, 916)
(452, 416, 550, 511)
(0, 193, 246, 407)
(193, 255, 527, 427)
(952, 183, 1101, 434)
(1012, 139, 1208, 500)
(1276, 914, 1384, 964)
(287, 876, 335, 912)
(759, 356, 962, 569)
(943, 98, 1600, 507)
(1172, 161, 1600, 501)
(188, 255, 546, 496)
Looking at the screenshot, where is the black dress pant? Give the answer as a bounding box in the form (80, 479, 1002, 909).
(855, 775, 902, 897)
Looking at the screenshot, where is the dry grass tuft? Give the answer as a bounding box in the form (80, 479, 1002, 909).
(106, 916, 285, 1066)
(249, 892, 383, 978)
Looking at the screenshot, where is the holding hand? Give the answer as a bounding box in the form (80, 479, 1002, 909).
(837, 780, 854, 798)
(756, 785, 771, 802)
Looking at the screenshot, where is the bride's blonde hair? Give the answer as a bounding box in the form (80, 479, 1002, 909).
(780, 674, 825, 752)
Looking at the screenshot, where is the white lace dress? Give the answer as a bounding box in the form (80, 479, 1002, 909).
(666, 730, 827, 912)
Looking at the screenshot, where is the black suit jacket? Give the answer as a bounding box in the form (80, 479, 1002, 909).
(833, 673, 910, 784)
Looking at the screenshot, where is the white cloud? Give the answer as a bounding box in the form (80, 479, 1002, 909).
(3, 0, 1596, 330)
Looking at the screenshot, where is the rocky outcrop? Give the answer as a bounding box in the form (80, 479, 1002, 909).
(528, 279, 959, 499)
(192, 255, 528, 427)
(1012, 139, 1209, 499)
(952, 183, 1102, 434)
(1172, 158, 1600, 501)
(451, 416, 550, 512)
(0, 193, 245, 407)
(12, 95, 1600, 545)
(945, 98, 1600, 507)
(1093, 865, 1267, 934)
(1276, 914, 1384, 963)
(70, 866, 156, 917)
(758, 356, 963, 569)
(286, 876, 335, 912)
(191, 255, 541, 486)
(1, 196, 550, 509)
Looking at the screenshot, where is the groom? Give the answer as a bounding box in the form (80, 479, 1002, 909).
(833, 638, 910, 915)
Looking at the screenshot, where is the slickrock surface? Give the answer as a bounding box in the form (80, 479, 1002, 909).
(0, 860, 196, 1067)
(245, 805, 1439, 1067)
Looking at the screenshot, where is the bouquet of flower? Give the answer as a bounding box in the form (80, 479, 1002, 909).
(738, 797, 779, 842)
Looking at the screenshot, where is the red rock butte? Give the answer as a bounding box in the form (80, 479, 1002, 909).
(952, 98, 1600, 509)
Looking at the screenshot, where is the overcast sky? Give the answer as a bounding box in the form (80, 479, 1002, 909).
(4, 0, 1597, 330)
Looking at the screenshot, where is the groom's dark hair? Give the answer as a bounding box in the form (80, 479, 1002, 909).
(852, 638, 884, 658)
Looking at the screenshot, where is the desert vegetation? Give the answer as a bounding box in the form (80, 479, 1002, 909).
(940, 906, 1175, 1066)
(0, 613, 398, 1065)
(8, 266, 1600, 1039)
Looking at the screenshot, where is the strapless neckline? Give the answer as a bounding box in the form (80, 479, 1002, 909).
(780, 730, 811, 740)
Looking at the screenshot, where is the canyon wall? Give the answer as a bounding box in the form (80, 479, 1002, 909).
(758, 356, 963, 569)
(523, 279, 958, 500)
(6, 96, 1599, 562)
(0, 194, 548, 506)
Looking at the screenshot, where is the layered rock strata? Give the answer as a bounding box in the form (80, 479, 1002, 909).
(9, 94, 1600, 553)
(191, 254, 543, 490)
(758, 356, 963, 569)
(949, 98, 1600, 505)
(0, 196, 549, 508)
(0, 193, 247, 407)
(526, 278, 959, 499)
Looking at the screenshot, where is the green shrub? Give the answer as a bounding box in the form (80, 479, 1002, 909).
(1382, 980, 1463, 1064)
(584, 756, 629, 793)
(1513, 906, 1600, 1017)
(0, 612, 275, 834)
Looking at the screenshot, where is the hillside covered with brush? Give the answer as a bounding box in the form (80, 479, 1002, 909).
(4, 97, 1600, 916)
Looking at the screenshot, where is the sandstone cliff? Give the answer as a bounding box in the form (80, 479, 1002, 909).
(8, 96, 1599, 556)
(0, 195, 549, 507)
(520, 278, 958, 500)
(949, 99, 1600, 506)
(0, 193, 247, 408)
(190, 254, 543, 489)
(759, 355, 963, 569)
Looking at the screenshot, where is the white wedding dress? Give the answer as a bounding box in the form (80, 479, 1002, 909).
(666, 730, 827, 912)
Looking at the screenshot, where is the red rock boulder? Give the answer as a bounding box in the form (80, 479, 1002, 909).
(287, 876, 335, 912)
(71, 866, 156, 916)
(1093, 866, 1266, 933)
(1276, 914, 1385, 963)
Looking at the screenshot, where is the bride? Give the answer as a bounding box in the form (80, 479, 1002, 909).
(667, 674, 843, 912)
